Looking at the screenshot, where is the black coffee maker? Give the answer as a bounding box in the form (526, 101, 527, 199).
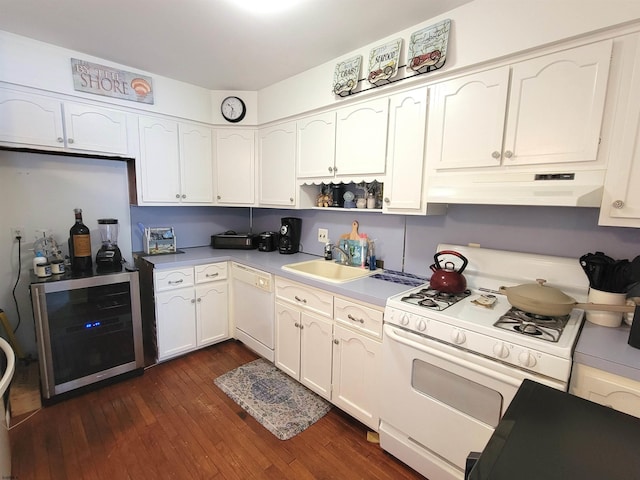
(279, 217, 302, 254)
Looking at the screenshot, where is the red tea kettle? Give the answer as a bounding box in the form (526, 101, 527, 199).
(429, 250, 468, 294)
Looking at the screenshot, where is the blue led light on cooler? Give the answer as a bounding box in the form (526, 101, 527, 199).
(84, 321, 102, 329)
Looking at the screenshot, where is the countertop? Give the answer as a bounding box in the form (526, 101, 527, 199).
(573, 320, 640, 382)
(133, 246, 414, 307)
(469, 379, 640, 480)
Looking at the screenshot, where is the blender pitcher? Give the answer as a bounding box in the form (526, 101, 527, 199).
(96, 218, 123, 272)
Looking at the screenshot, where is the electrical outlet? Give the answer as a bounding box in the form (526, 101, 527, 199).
(318, 228, 328, 243)
(11, 226, 25, 241)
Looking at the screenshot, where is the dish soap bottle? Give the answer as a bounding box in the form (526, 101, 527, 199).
(368, 238, 376, 271)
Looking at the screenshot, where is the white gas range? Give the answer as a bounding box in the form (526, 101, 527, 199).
(379, 244, 589, 480)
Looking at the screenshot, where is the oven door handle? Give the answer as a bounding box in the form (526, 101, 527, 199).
(384, 325, 524, 388)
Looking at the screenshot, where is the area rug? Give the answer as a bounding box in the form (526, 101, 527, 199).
(214, 358, 331, 440)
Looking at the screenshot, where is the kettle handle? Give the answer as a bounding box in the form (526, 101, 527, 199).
(434, 250, 469, 274)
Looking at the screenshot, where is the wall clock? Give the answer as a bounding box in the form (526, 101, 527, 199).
(221, 96, 246, 123)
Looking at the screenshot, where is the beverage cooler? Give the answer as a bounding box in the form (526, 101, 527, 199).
(30, 271, 144, 402)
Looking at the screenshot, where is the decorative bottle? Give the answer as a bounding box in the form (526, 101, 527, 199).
(69, 208, 92, 273)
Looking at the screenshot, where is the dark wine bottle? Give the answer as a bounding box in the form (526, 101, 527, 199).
(69, 208, 92, 273)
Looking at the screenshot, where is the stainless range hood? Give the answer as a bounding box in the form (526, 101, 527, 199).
(426, 170, 606, 207)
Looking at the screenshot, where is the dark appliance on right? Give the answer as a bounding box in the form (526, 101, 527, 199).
(278, 217, 302, 254)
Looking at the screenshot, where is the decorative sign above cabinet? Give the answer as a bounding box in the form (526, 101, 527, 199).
(333, 55, 362, 97)
(408, 19, 451, 74)
(367, 39, 402, 86)
(71, 58, 154, 104)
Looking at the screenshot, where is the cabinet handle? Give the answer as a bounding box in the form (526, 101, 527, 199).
(294, 322, 300, 328)
(348, 314, 364, 324)
(299, 324, 304, 330)
(333, 339, 339, 345)
(384, 197, 390, 204)
(491, 151, 501, 159)
(168, 279, 184, 285)
(612, 200, 625, 209)
(294, 295, 307, 303)
(333, 166, 338, 173)
(68, 138, 74, 144)
(57, 137, 64, 143)
(197, 298, 201, 302)
(217, 195, 221, 200)
(289, 197, 294, 203)
(191, 298, 196, 304)
(206, 273, 219, 278)
(328, 166, 333, 173)
(181, 194, 186, 199)
(504, 150, 513, 158)
(175, 194, 181, 199)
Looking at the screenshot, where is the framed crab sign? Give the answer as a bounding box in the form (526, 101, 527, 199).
(367, 38, 402, 86)
(333, 55, 362, 96)
(408, 19, 451, 74)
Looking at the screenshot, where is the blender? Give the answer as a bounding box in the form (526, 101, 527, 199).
(96, 218, 123, 272)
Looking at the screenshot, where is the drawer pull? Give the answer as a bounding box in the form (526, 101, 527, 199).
(294, 322, 300, 328)
(168, 279, 184, 285)
(206, 273, 219, 278)
(333, 339, 339, 345)
(348, 314, 364, 324)
(294, 296, 307, 304)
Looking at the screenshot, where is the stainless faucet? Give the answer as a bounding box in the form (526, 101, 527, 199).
(331, 244, 353, 266)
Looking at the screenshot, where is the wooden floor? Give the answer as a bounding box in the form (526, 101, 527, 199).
(10, 340, 425, 479)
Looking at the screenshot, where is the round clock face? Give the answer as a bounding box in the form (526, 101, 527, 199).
(221, 96, 246, 123)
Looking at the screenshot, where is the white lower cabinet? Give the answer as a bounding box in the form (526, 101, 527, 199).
(570, 363, 640, 419)
(154, 263, 228, 361)
(274, 277, 383, 430)
(275, 301, 333, 400)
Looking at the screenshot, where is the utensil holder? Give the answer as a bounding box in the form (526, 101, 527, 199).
(585, 288, 626, 327)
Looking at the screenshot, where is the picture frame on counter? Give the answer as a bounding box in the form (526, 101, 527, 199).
(367, 38, 402, 86)
(407, 19, 451, 74)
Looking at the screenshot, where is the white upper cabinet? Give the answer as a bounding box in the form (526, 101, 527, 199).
(335, 97, 389, 177)
(258, 121, 297, 207)
(0, 88, 130, 155)
(383, 87, 432, 214)
(215, 129, 255, 205)
(138, 116, 214, 204)
(599, 33, 640, 227)
(297, 111, 336, 179)
(428, 41, 612, 170)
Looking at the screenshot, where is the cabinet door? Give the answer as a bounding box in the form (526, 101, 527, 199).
(504, 41, 612, 166)
(384, 87, 428, 214)
(179, 123, 214, 204)
(139, 116, 181, 203)
(258, 122, 297, 207)
(296, 111, 336, 178)
(0, 89, 64, 149)
(215, 129, 255, 205)
(300, 313, 333, 400)
(275, 301, 301, 380)
(156, 289, 197, 361)
(331, 324, 381, 430)
(335, 98, 389, 177)
(64, 102, 129, 155)
(427, 67, 509, 170)
(196, 282, 228, 347)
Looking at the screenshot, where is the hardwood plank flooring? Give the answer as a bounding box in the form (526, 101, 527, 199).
(10, 340, 425, 479)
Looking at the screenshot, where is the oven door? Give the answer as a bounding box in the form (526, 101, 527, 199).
(380, 324, 562, 480)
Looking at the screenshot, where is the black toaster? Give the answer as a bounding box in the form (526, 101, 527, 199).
(257, 231, 279, 252)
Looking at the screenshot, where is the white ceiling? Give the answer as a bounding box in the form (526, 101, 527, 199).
(0, 0, 473, 91)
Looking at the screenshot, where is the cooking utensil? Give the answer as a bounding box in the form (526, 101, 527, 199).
(429, 250, 468, 294)
(500, 279, 637, 317)
(579, 251, 614, 290)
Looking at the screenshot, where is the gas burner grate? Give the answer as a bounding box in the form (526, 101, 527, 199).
(493, 307, 569, 343)
(400, 287, 471, 311)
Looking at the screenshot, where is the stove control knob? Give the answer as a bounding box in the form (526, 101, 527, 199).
(416, 319, 427, 332)
(450, 329, 466, 345)
(400, 313, 410, 326)
(518, 351, 537, 368)
(493, 342, 510, 359)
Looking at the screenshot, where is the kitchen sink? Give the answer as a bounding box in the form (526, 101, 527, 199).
(281, 259, 378, 283)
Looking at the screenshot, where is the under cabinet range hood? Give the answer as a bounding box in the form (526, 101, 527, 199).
(426, 170, 606, 207)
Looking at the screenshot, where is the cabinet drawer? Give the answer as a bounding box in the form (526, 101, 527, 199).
(195, 262, 227, 283)
(154, 267, 195, 291)
(334, 297, 383, 339)
(275, 277, 333, 318)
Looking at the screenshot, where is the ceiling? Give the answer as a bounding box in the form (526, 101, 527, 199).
(0, 0, 473, 91)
